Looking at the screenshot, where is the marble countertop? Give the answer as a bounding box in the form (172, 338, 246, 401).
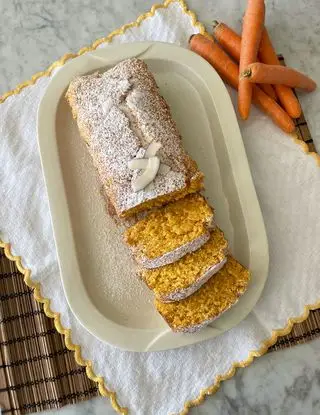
(1, 0, 319, 149)
(1, 0, 319, 414)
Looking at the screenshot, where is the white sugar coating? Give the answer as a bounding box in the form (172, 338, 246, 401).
(100, 97, 113, 115)
(66, 58, 201, 216)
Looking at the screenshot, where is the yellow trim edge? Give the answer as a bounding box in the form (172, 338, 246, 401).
(1, 1, 320, 414)
(291, 132, 320, 167)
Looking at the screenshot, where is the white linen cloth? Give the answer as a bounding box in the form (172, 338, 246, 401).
(1, 1, 320, 414)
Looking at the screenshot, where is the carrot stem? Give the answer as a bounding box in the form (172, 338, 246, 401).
(212, 20, 220, 30)
(241, 68, 253, 79)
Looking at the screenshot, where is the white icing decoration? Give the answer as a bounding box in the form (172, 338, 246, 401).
(128, 140, 163, 191)
(128, 158, 148, 170)
(132, 157, 160, 192)
(145, 141, 162, 158)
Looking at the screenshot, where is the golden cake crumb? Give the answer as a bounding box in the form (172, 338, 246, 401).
(124, 193, 214, 267)
(141, 228, 227, 301)
(155, 256, 250, 332)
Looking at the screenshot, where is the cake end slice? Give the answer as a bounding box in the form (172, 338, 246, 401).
(155, 256, 250, 333)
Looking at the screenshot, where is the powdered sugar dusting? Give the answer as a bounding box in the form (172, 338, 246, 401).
(66, 58, 200, 216)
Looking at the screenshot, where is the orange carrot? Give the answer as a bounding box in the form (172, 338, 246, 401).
(239, 0, 265, 120)
(241, 62, 317, 92)
(189, 34, 239, 89)
(260, 84, 278, 101)
(252, 86, 294, 132)
(189, 34, 295, 133)
(212, 20, 241, 61)
(259, 28, 302, 118)
(212, 21, 277, 101)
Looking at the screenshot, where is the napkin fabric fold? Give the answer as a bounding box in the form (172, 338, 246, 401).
(1, 1, 320, 414)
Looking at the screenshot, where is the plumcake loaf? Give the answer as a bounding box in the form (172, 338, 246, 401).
(124, 194, 214, 269)
(141, 228, 228, 302)
(66, 58, 203, 218)
(155, 256, 250, 333)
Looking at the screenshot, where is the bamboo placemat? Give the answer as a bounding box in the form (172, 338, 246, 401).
(0, 57, 319, 415)
(1, 246, 320, 414)
(0, 250, 99, 414)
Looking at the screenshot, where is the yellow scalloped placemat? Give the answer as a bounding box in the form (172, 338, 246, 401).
(0, 1, 320, 414)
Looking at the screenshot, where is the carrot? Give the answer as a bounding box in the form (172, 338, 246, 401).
(238, 0, 265, 120)
(251, 86, 294, 133)
(241, 62, 317, 92)
(212, 20, 241, 61)
(259, 28, 302, 118)
(212, 21, 277, 101)
(189, 34, 239, 89)
(260, 84, 278, 101)
(189, 34, 295, 133)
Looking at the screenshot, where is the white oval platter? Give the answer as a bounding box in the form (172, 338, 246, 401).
(37, 42, 269, 352)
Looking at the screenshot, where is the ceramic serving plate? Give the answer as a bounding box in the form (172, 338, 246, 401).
(37, 42, 269, 352)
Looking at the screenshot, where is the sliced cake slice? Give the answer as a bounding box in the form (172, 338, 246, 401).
(155, 256, 250, 333)
(124, 194, 214, 269)
(141, 228, 228, 302)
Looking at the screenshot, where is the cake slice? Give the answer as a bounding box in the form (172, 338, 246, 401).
(66, 58, 203, 218)
(155, 256, 250, 333)
(141, 228, 228, 301)
(124, 194, 214, 269)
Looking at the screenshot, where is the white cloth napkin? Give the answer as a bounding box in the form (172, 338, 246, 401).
(1, 1, 320, 414)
